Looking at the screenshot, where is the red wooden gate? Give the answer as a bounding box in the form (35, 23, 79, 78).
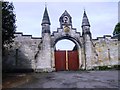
(68, 51, 79, 70)
(55, 50, 79, 71)
(55, 51, 66, 71)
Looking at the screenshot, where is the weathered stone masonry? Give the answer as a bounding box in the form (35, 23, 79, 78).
(3, 7, 119, 72)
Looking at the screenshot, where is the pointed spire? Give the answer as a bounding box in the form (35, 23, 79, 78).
(41, 6, 51, 25)
(82, 10, 90, 27)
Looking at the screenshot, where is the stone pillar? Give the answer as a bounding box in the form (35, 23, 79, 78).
(35, 33, 53, 72)
(84, 34, 93, 70)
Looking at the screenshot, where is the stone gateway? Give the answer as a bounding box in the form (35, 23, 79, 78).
(3, 7, 119, 72)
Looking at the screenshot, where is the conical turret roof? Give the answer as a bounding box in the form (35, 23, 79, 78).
(82, 10, 90, 27)
(41, 7, 51, 25)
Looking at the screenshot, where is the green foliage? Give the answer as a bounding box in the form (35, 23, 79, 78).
(113, 65, 120, 70)
(78, 65, 120, 71)
(2, 1, 16, 53)
(113, 22, 120, 35)
(98, 66, 111, 70)
(93, 65, 120, 70)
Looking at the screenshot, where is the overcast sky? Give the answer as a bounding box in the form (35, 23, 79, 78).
(10, 1, 119, 50)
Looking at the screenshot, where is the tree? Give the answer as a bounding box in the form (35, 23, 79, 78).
(2, 1, 16, 54)
(113, 22, 120, 36)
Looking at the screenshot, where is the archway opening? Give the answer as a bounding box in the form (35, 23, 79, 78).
(54, 38, 79, 71)
(55, 39, 76, 51)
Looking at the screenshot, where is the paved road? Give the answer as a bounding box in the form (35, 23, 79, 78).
(15, 70, 119, 88)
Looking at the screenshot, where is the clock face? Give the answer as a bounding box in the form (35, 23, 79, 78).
(63, 16, 69, 23)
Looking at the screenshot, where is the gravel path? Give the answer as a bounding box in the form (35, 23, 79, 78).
(12, 70, 120, 88)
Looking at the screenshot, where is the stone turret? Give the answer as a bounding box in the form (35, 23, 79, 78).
(81, 10, 93, 70)
(36, 6, 53, 72)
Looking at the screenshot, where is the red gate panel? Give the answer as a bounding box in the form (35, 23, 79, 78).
(55, 51, 66, 71)
(68, 51, 79, 70)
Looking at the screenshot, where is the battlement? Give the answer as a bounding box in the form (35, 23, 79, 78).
(92, 35, 118, 41)
(14, 32, 41, 40)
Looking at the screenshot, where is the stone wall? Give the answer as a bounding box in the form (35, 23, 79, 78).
(2, 32, 119, 71)
(92, 35, 119, 67)
(2, 32, 41, 71)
